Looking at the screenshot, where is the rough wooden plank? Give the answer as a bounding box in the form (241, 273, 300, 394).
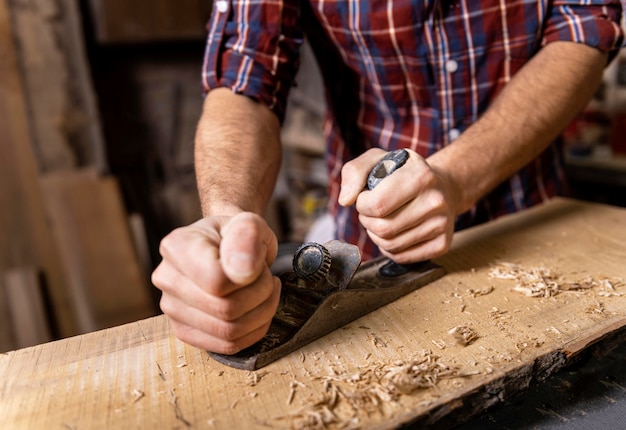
(40, 170, 156, 332)
(0, 0, 78, 341)
(3, 267, 52, 349)
(0, 198, 625, 429)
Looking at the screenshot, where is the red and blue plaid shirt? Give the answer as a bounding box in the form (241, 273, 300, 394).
(203, 0, 623, 260)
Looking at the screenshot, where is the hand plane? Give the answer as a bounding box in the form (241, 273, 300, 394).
(209, 240, 445, 370)
(209, 150, 446, 370)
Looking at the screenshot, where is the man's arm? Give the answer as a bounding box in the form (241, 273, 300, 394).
(152, 88, 284, 354)
(428, 41, 607, 215)
(195, 87, 282, 217)
(340, 41, 607, 263)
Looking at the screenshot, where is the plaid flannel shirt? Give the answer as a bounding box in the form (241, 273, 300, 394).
(203, 0, 623, 260)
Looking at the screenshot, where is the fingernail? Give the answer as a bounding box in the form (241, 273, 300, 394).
(226, 252, 255, 277)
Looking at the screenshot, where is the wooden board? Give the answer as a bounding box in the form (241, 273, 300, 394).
(1, 198, 625, 429)
(40, 170, 156, 333)
(3, 267, 52, 349)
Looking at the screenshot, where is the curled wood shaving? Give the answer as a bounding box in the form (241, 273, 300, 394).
(448, 325, 479, 346)
(276, 351, 477, 429)
(130, 389, 145, 404)
(488, 262, 622, 298)
(246, 370, 269, 387)
(585, 301, 606, 316)
(467, 286, 494, 298)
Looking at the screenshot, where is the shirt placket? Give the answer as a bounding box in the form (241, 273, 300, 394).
(428, 1, 466, 147)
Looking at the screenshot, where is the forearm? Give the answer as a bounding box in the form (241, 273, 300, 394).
(428, 41, 608, 216)
(195, 88, 282, 217)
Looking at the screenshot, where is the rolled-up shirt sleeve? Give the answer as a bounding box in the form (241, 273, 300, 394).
(202, 0, 303, 122)
(543, 1, 624, 59)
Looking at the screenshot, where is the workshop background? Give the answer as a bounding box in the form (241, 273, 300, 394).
(1, 0, 626, 353)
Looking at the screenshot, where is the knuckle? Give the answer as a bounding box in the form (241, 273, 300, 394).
(425, 191, 447, 212)
(217, 342, 243, 356)
(215, 321, 242, 342)
(150, 266, 164, 289)
(368, 218, 394, 239)
(368, 197, 389, 218)
(159, 295, 175, 316)
(213, 299, 240, 321)
(430, 236, 450, 257)
(341, 160, 359, 178)
(159, 228, 182, 255)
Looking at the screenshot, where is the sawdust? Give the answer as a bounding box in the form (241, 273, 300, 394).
(514, 336, 545, 353)
(275, 350, 478, 429)
(584, 301, 606, 316)
(488, 262, 623, 298)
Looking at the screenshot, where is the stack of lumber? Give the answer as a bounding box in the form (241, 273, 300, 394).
(0, 0, 155, 351)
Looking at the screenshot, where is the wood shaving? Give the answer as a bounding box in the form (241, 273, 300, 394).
(431, 339, 446, 350)
(368, 333, 388, 348)
(514, 337, 545, 353)
(130, 389, 145, 403)
(246, 370, 269, 387)
(276, 350, 477, 429)
(169, 389, 191, 427)
(448, 325, 479, 346)
(488, 262, 621, 298)
(156, 362, 166, 381)
(467, 286, 494, 298)
(585, 301, 606, 316)
(287, 380, 307, 405)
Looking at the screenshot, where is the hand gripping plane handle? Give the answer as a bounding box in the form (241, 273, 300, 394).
(367, 149, 426, 277)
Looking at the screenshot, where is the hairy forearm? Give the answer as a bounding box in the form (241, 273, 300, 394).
(194, 88, 282, 217)
(428, 41, 607, 215)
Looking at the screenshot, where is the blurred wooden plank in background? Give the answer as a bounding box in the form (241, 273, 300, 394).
(88, 0, 212, 44)
(3, 268, 53, 349)
(40, 170, 156, 332)
(0, 0, 78, 351)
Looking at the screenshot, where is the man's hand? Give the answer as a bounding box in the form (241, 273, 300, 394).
(338, 148, 458, 263)
(151, 212, 281, 355)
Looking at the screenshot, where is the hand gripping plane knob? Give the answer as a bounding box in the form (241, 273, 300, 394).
(292, 242, 331, 284)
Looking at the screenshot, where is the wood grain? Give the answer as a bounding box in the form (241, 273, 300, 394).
(1, 198, 625, 429)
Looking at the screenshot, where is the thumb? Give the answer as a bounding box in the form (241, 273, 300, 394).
(338, 148, 387, 206)
(219, 213, 278, 285)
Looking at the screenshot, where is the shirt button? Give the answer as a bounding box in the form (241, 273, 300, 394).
(448, 128, 461, 141)
(445, 59, 459, 73)
(216, 0, 228, 13)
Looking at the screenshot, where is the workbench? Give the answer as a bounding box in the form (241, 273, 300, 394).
(1, 198, 625, 429)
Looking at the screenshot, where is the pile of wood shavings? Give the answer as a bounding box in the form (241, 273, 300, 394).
(276, 350, 477, 429)
(487, 262, 622, 298)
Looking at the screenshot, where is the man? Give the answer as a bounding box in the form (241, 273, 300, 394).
(152, 1, 623, 355)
